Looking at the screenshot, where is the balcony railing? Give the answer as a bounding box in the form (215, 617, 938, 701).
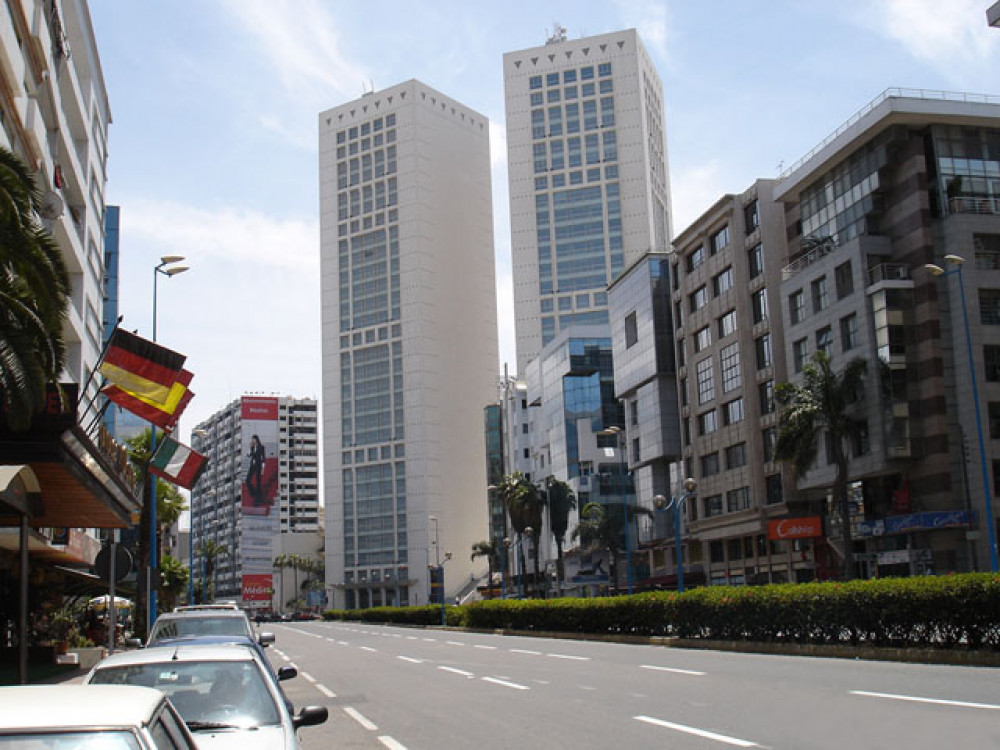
(947, 196, 1000, 216)
(781, 240, 837, 280)
(867, 263, 910, 285)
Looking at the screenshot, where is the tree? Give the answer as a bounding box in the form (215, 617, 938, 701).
(198, 539, 228, 601)
(544, 477, 576, 592)
(572, 502, 621, 592)
(494, 472, 543, 596)
(158, 555, 189, 612)
(272, 554, 287, 611)
(775, 351, 867, 580)
(470, 540, 499, 599)
(0, 146, 71, 431)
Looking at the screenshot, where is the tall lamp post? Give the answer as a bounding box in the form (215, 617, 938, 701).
(602, 426, 631, 594)
(428, 515, 447, 625)
(926, 255, 999, 572)
(149, 255, 188, 632)
(654, 477, 698, 593)
(501, 537, 511, 599)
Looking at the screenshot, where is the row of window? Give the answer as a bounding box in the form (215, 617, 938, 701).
(336, 144, 397, 189)
(788, 261, 854, 323)
(533, 131, 618, 172)
(531, 77, 614, 106)
(532, 97, 616, 138)
(792, 314, 860, 372)
(685, 225, 731, 272)
(336, 114, 397, 144)
(529, 63, 613, 91)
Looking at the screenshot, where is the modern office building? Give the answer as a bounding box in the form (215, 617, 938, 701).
(190, 396, 321, 610)
(319, 81, 499, 609)
(503, 27, 672, 376)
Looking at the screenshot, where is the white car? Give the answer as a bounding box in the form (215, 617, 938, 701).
(85, 643, 327, 749)
(0, 684, 199, 748)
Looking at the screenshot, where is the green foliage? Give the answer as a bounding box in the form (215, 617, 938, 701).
(322, 574, 1000, 649)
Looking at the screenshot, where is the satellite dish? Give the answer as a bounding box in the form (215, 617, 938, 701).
(39, 190, 64, 220)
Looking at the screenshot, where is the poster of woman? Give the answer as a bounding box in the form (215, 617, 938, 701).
(240, 397, 279, 517)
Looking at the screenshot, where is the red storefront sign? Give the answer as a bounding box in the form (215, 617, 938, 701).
(768, 516, 823, 540)
(242, 574, 273, 602)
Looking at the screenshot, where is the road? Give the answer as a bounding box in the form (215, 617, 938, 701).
(270, 621, 1000, 750)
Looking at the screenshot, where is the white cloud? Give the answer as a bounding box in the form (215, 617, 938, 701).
(612, 0, 675, 62)
(670, 160, 728, 237)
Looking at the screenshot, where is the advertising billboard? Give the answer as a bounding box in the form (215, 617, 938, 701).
(242, 573, 273, 602)
(240, 397, 280, 607)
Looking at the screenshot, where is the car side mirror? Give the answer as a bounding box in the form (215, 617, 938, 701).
(292, 705, 329, 730)
(125, 637, 143, 649)
(277, 665, 297, 681)
(258, 632, 275, 647)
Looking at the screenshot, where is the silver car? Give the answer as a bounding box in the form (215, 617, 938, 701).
(85, 643, 327, 748)
(0, 684, 198, 748)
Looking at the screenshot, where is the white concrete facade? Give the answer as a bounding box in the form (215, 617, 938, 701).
(319, 81, 498, 609)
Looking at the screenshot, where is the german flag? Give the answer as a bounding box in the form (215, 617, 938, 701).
(103, 369, 194, 429)
(99, 329, 186, 405)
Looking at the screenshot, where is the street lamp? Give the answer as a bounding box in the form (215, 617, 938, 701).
(149, 255, 188, 632)
(428, 515, 447, 625)
(501, 537, 511, 599)
(926, 255, 999, 572)
(601, 426, 632, 594)
(523, 526, 534, 598)
(653, 477, 698, 593)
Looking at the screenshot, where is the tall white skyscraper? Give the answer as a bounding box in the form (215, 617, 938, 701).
(319, 81, 499, 610)
(504, 28, 672, 375)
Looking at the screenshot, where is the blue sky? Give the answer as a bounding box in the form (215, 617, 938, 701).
(89, 0, 1000, 441)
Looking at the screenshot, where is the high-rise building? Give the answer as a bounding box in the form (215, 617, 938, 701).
(319, 81, 499, 609)
(190, 396, 321, 610)
(503, 27, 672, 376)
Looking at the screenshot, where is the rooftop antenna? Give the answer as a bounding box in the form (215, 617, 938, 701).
(545, 22, 567, 45)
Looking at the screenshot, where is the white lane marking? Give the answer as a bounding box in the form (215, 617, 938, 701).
(398, 656, 425, 664)
(482, 676, 530, 690)
(325, 638, 338, 643)
(641, 664, 706, 676)
(547, 653, 589, 661)
(378, 736, 408, 750)
(438, 666, 475, 678)
(316, 684, 336, 698)
(635, 716, 758, 747)
(422, 638, 437, 642)
(510, 649, 541, 655)
(300, 672, 318, 684)
(406, 636, 418, 640)
(850, 690, 1000, 711)
(475, 645, 498, 650)
(344, 707, 378, 731)
(446, 641, 465, 646)
(361, 646, 377, 652)
(338, 641, 349, 646)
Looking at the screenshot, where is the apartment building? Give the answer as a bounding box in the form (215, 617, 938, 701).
(319, 81, 499, 609)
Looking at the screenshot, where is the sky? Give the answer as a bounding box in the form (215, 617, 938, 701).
(88, 0, 1000, 445)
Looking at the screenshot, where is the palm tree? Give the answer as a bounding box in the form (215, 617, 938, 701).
(775, 351, 867, 580)
(470, 540, 499, 599)
(0, 146, 71, 431)
(572, 502, 624, 592)
(198, 539, 228, 601)
(494, 472, 543, 596)
(158, 555, 189, 612)
(545, 477, 576, 592)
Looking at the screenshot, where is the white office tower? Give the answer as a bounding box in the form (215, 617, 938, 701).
(319, 81, 499, 609)
(504, 28, 671, 375)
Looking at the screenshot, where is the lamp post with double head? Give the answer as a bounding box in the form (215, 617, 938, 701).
(654, 477, 699, 593)
(926, 255, 999, 572)
(149, 255, 188, 631)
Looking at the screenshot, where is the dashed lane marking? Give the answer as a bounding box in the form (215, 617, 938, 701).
(850, 690, 1000, 711)
(438, 666, 475, 678)
(344, 707, 378, 731)
(482, 676, 530, 691)
(640, 664, 706, 676)
(635, 716, 759, 747)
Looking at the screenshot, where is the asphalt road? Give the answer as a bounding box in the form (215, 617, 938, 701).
(268, 621, 1000, 750)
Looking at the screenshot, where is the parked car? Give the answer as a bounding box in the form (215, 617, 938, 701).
(173, 603, 241, 612)
(0, 684, 199, 748)
(135, 608, 275, 650)
(85, 643, 327, 748)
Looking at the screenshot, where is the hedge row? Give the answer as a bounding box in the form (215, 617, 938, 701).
(324, 573, 1000, 649)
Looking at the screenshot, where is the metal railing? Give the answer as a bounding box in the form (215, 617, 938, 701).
(867, 263, 910, 285)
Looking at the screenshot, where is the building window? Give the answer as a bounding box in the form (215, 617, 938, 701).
(840, 314, 859, 351)
(679, 377, 688, 407)
(762, 427, 777, 462)
(725, 443, 747, 470)
(986, 345, 1000, 382)
(720, 342, 741, 393)
(696, 358, 715, 405)
(718, 309, 737, 338)
(710, 225, 730, 255)
(853, 420, 870, 456)
(811, 276, 829, 313)
(690, 285, 709, 312)
(698, 410, 718, 436)
(723, 397, 744, 425)
(748, 244, 763, 279)
(793, 338, 809, 373)
(752, 289, 768, 324)
(727, 486, 750, 512)
(816, 326, 833, 357)
(687, 246, 705, 272)
(676, 340, 686, 368)
(713, 267, 734, 296)
(755, 333, 772, 370)
(625, 311, 638, 348)
(759, 380, 775, 415)
(989, 402, 1000, 439)
(980, 289, 1000, 326)
(705, 496, 724, 520)
(835, 260, 854, 300)
(744, 200, 759, 232)
(630, 400, 639, 427)
(766, 474, 783, 504)
(701, 452, 720, 477)
(789, 290, 805, 325)
(694, 326, 711, 352)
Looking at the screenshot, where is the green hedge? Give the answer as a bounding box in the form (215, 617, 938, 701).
(324, 573, 1000, 649)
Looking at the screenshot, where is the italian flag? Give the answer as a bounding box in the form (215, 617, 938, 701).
(149, 436, 208, 489)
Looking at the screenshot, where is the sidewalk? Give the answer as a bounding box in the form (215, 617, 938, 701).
(0, 662, 84, 686)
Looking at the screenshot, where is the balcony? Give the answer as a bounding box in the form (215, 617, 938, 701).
(867, 263, 910, 285)
(947, 196, 1000, 216)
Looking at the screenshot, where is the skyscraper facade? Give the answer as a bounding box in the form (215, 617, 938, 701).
(319, 81, 499, 609)
(504, 28, 672, 376)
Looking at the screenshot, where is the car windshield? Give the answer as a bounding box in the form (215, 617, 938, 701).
(148, 616, 250, 641)
(0, 731, 142, 749)
(89, 661, 281, 729)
